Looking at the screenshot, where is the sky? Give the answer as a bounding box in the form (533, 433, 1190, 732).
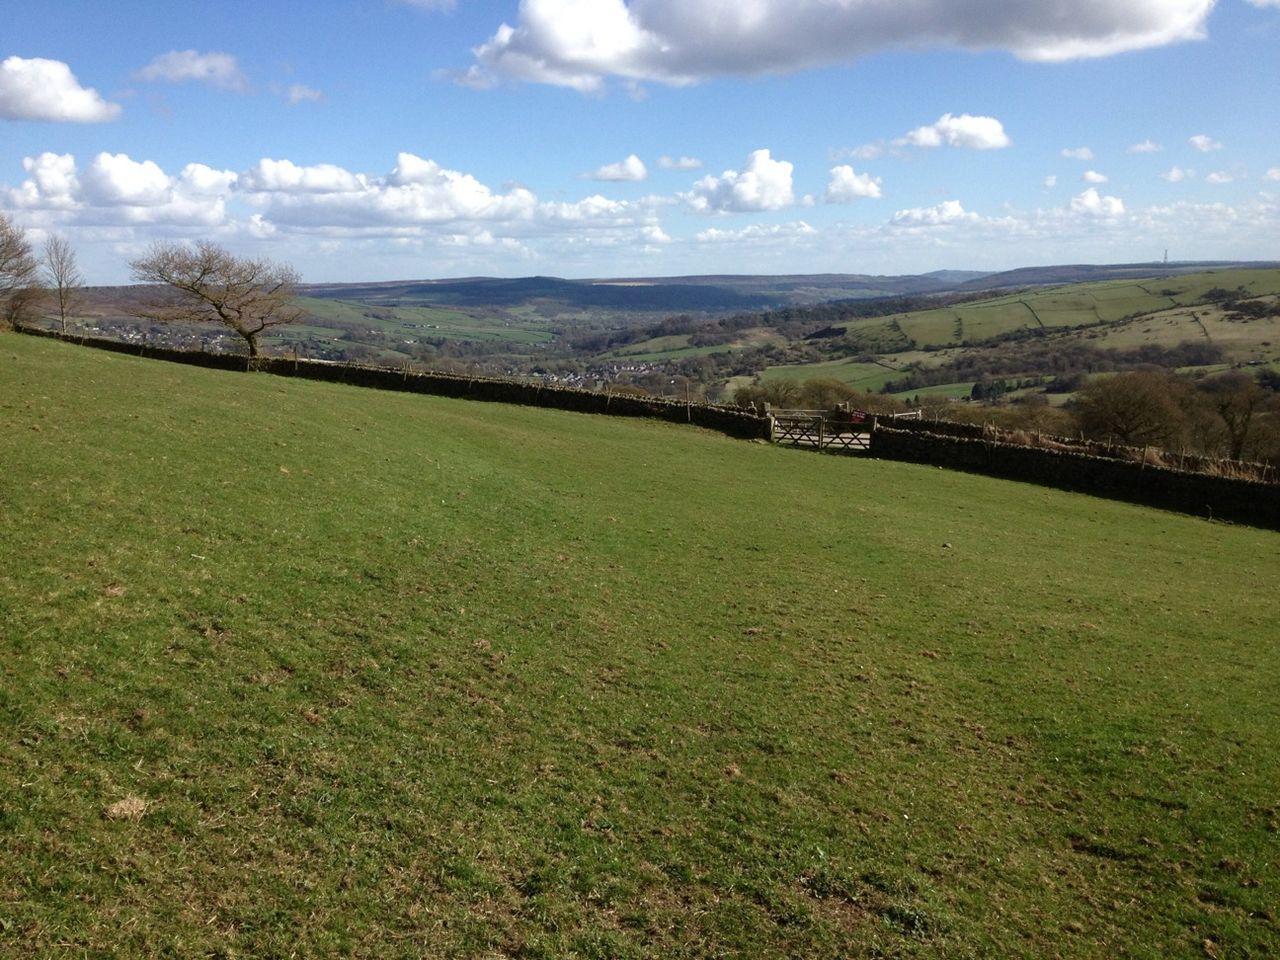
(2, 0, 1278, 284)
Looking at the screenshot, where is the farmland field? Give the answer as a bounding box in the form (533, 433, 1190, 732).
(2, 334, 1278, 958)
(833, 268, 1280, 350)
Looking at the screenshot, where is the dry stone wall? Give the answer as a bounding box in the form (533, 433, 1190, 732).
(870, 425, 1280, 530)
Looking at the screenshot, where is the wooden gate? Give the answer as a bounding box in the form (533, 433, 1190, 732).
(769, 410, 872, 452)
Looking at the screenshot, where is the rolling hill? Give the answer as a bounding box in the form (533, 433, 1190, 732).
(3, 332, 1278, 957)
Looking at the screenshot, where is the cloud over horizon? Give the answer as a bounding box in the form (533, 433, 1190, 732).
(683, 149, 795, 213)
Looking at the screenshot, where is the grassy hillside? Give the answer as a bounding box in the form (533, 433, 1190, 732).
(832, 268, 1280, 351)
(752, 267, 1280, 393)
(2, 335, 1278, 958)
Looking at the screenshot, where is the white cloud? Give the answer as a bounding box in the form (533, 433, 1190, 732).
(656, 155, 702, 170)
(850, 143, 885, 161)
(468, 0, 1215, 90)
(1189, 134, 1223, 152)
(0, 56, 121, 123)
(7, 151, 228, 227)
(1062, 146, 1094, 161)
(1127, 139, 1163, 153)
(684, 149, 795, 213)
(1161, 166, 1192, 182)
(285, 83, 323, 105)
(81, 153, 173, 207)
(1265, 168, 1280, 182)
(1082, 170, 1109, 183)
(179, 163, 237, 196)
(135, 50, 248, 92)
(897, 113, 1010, 150)
(1043, 175, 1058, 188)
(890, 199, 977, 227)
(825, 165, 882, 202)
(586, 154, 647, 182)
(9, 153, 80, 209)
(1070, 187, 1124, 217)
(239, 159, 365, 194)
(696, 221, 817, 243)
(1205, 171, 1234, 184)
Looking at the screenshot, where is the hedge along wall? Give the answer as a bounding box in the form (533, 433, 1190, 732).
(870, 425, 1280, 531)
(17, 328, 768, 441)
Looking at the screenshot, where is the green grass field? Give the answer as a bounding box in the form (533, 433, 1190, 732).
(758, 358, 904, 392)
(834, 268, 1280, 351)
(297, 297, 557, 346)
(3, 334, 1278, 958)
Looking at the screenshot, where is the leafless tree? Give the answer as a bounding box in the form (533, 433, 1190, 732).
(43, 234, 84, 333)
(0, 213, 40, 329)
(129, 240, 302, 359)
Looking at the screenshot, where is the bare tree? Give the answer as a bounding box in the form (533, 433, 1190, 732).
(43, 234, 84, 333)
(0, 213, 40, 329)
(129, 240, 302, 359)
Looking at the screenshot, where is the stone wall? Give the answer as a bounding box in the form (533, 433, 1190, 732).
(17, 328, 767, 441)
(870, 426, 1280, 530)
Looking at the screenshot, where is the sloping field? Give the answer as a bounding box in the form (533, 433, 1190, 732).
(2, 335, 1278, 958)
(836, 268, 1280, 350)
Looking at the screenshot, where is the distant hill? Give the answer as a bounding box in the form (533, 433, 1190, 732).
(302, 271, 993, 312)
(955, 260, 1280, 291)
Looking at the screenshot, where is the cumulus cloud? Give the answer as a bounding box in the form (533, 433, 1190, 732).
(825, 165, 882, 203)
(1071, 187, 1124, 216)
(239, 159, 366, 194)
(890, 199, 977, 227)
(1161, 166, 1192, 182)
(9, 153, 80, 209)
(656, 155, 702, 170)
(897, 113, 1011, 150)
(1265, 168, 1280, 182)
(1082, 170, 1109, 183)
(4, 150, 671, 245)
(179, 163, 237, 196)
(135, 50, 248, 92)
(467, 0, 1215, 90)
(586, 154, 647, 182)
(1062, 146, 1094, 161)
(1127, 139, 1163, 153)
(1189, 134, 1223, 152)
(1204, 171, 1234, 184)
(0, 56, 121, 123)
(684, 149, 794, 213)
(696, 221, 817, 243)
(80, 154, 172, 207)
(7, 151, 228, 226)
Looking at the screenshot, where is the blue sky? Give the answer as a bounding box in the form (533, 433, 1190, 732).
(2, 0, 1278, 283)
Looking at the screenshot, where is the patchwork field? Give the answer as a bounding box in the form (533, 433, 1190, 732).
(2, 334, 1278, 958)
(833, 268, 1280, 351)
